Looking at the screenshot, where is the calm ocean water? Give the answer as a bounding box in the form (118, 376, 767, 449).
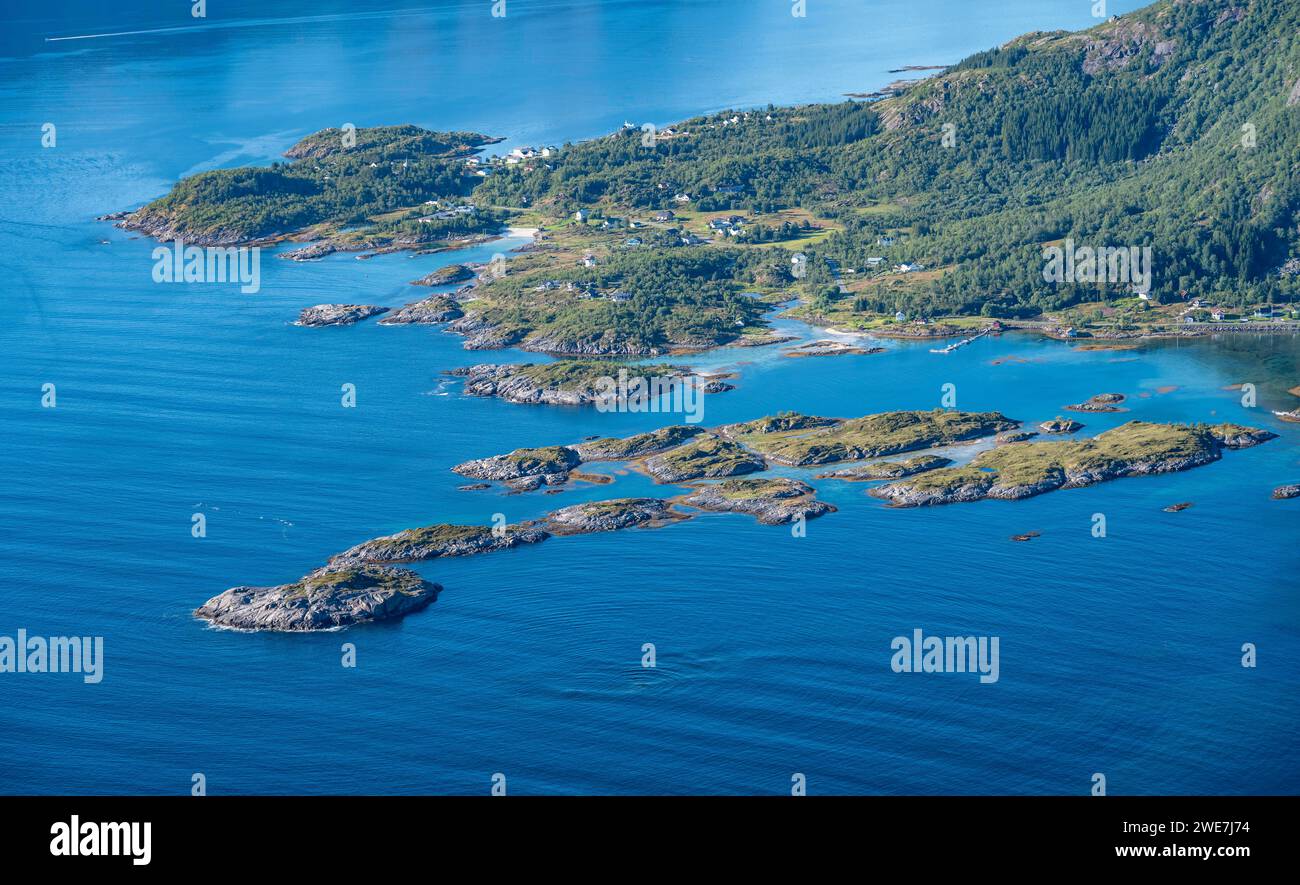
(1, 0, 1296, 795)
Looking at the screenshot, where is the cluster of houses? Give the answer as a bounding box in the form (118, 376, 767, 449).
(1178, 299, 1299, 323)
(415, 202, 477, 223)
(707, 215, 747, 237)
(505, 145, 557, 163)
(570, 207, 745, 247)
(460, 145, 560, 176)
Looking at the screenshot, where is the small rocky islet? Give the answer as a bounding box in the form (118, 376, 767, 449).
(328, 523, 550, 567)
(379, 295, 464, 325)
(1039, 416, 1085, 434)
(194, 565, 440, 631)
(1065, 392, 1127, 413)
(815, 455, 952, 481)
(296, 303, 390, 326)
(681, 477, 835, 525)
(411, 263, 475, 286)
(198, 409, 1278, 631)
(449, 360, 733, 407)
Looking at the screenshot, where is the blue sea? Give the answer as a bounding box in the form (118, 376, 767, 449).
(1, 0, 1297, 795)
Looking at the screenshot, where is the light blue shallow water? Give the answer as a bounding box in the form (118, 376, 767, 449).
(1, 0, 1297, 795)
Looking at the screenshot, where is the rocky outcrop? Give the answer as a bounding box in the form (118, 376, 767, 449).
(117, 210, 255, 247)
(717, 412, 840, 439)
(682, 478, 835, 525)
(815, 455, 952, 481)
(1082, 19, 1174, 76)
(194, 565, 439, 631)
(412, 264, 475, 286)
(1039, 416, 1083, 434)
(328, 524, 550, 567)
(451, 363, 608, 406)
(576, 425, 705, 461)
(541, 498, 687, 535)
(996, 430, 1038, 444)
(731, 409, 1017, 466)
(505, 473, 570, 492)
(1066, 393, 1126, 413)
(641, 436, 766, 483)
(378, 295, 464, 324)
(871, 420, 1269, 507)
(870, 472, 996, 507)
(451, 445, 582, 481)
(280, 242, 337, 261)
(450, 362, 729, 407)
(296, 304, 390, 326)
(782, 340, 886, 358)
(1207, 423, 1278, 449)
(446, 314, 529, 350)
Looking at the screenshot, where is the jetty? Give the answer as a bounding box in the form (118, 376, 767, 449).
(930, 326, 994, 354)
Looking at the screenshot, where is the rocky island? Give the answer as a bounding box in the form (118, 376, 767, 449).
(641, 436, 767, 483)
(1039, 417, 1084, 434)
(719, 409, 1018, 466)
(201, 405, 1281, 631)
(328, 523, 550, 567)
(575, 425, 706, 461)
(412, 264, 475, 286)
(449, 361, 727, 407)
(540, 498, 688, 535)
(1066, 393, 1127, 413)
(782, 340, 886, 358)
(870, 421, 1276, 507)
(378, 295, 464, 325)
(681, 477, 835, 524)
(297, 304, 390, 326)
(452, 445, 582, 484)
(453, 409, 1018, 491)
(815, 455, 952, 481)
(194, 565, 440, 632)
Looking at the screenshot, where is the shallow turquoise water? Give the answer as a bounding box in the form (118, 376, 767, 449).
(1, 0, 1296, 795)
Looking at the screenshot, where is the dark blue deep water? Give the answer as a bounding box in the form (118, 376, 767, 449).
(1, 0, 1296, 795)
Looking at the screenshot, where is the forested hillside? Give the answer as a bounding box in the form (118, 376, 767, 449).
(478, 0, 1300, 316)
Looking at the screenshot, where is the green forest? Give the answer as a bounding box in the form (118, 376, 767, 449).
(129, 0, 1300, 334)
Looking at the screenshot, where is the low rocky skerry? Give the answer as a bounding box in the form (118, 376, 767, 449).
(194, 565, 440, 632)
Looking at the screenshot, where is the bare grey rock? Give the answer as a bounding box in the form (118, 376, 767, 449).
(297, 304, 390, 326)
(194, 565, 439, 632)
